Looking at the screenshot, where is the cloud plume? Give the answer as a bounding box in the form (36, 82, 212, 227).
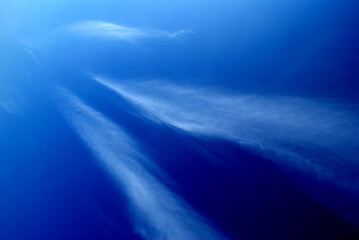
(92, 76, 359, 196)
(58, 88, 226, 240)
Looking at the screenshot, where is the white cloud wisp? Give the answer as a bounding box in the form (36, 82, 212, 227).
(68, 21, 194, 43)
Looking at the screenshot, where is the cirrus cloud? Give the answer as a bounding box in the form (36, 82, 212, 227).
(58, 87, 227, 240)
(92, 76, 359, 197)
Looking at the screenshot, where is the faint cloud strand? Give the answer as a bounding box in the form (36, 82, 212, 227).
(23, 48, 41, 66)
(58, 88, 227, 240)
(68, 21, 194, 42)
(0, 97, 26, 114)
(0, 101, 20, 114)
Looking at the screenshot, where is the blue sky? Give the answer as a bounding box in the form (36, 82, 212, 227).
(1, 0, 359, 239)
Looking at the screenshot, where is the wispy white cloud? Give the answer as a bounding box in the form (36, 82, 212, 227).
(0, 97, 25, 114)
(58, 88, 226, 240)
(93, 76, 359, 195)
(68, 21, 194, 42)
(0, 101, 17, 114)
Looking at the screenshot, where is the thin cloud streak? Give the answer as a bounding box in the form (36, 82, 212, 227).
(93, 76, 359, 194)
(0, 98, 25, 114)
(58, 88, 226, 240)
(0, 101, 18, 114)
(23, 48, 41, 65)
(68, 21, 194, 42)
